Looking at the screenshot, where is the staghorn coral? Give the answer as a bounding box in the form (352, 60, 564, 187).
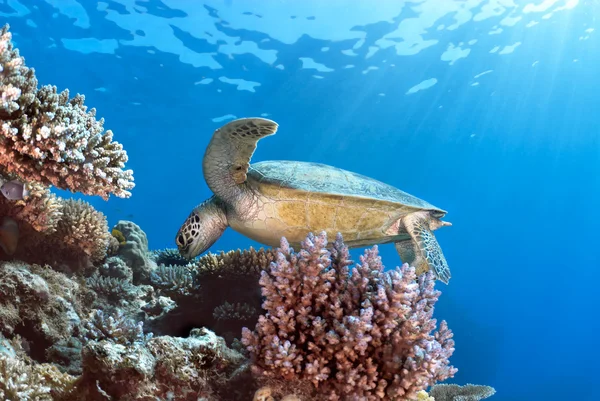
(242, 232, 457, 401)
(429, 383, 496, 401)
(81, 309, 149, 345)
(0, 24, 134, 200)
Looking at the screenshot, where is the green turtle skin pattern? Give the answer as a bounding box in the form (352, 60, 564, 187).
(176, 117, 452, 283)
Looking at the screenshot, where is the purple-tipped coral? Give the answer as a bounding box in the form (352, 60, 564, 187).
(242, 232, 457, 400)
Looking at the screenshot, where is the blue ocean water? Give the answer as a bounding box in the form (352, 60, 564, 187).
(2, 0, 598, 400)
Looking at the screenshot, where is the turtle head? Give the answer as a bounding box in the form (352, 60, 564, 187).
(175, 196, 228, 260)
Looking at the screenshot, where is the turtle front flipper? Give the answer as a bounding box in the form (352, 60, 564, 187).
(203, 118, 278, 201)
(395, 211, 451, 284)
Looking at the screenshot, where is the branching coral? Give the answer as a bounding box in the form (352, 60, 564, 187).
(242, 232, 457, 401)
(0, 340, 76, 401)
(55, 199, 111, 263)
(0, 182, 63, 233)
(4, 198, 112, 271)
(147, 247, 273, 342)
(0, 353, 52, 400)
(86, 274, 133, 300)
(150, 263, 196, 297)
(0, 24, 134, 200)
(193, 246, 276, 278)
(98, 256, 132, 281)
(214, 302, 257, 323)
(81, 309, 149, 345)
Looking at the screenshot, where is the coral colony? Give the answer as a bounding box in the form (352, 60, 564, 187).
(0, 25, 495, 400)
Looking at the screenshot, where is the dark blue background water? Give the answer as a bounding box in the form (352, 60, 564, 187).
(2, 1, 599, 400)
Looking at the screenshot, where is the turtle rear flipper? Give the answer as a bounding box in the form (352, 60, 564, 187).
(395, 211, 451, 284)
(203, 118, 278, 197)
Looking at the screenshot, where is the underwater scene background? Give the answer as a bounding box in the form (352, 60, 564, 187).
(0, 0, 598, 400)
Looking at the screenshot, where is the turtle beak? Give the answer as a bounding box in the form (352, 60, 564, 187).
(429, 218, 452, 231)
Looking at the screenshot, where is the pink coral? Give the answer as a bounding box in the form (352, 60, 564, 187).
(242, 232, 457, 401)
(0, 24, 134, 200)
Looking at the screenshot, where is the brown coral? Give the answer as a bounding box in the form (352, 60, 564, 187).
(0, 182, 63, 233)
(0, 24, 134, 200)
(194, 246, 276, 278)
(56, 199, 111, 262)
(3, 197, 112, 270)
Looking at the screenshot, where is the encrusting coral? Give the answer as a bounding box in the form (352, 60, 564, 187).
(242, 232, 457, 400)
(0, 24, 134, 200)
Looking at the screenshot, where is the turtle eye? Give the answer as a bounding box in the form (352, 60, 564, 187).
(177, 234, 184, 245)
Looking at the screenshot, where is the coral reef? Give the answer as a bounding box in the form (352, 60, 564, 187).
(0, 336, 77, 401)
(0, 261, 92, 361)
(147, 247, 273, 344)
(80, 309, 149, 345)
(0, 24, 134, 200)
(242, 232, 457, 400)
(0, 23, 495, 401)
(72, 327, 251, 401)
(3, 197, 112, 273)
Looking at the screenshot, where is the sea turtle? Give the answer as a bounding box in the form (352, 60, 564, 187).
(176, 118, 453, 283)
